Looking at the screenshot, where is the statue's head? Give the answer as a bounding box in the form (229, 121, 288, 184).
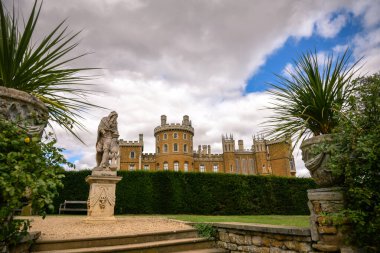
(109, 111, 118, 122)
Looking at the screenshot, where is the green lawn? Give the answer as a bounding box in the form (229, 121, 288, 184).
(165, 215, 309, 227)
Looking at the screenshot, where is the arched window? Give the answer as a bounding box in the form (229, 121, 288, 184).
(200, 164, 205, 173)
(129, 164, 135, 171)
(184, 144, 188, 153)
(164, 162, 169, 171)
(174, 161, 179, 172)
(163, 144, 168, 152)
(173, 143, 178, 152)
(163, 133, 167, 140)
(173, 132, 178, 139)
(183, 133, 187, 139)
(184, 162, 189, 172)
(130, 151, 135, 159)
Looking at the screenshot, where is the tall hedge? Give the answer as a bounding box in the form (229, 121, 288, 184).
(53, 170, 316, 215)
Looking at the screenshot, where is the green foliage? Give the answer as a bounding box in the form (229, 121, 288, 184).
(265, 49, 360, 147)
(328, 73, 380, 249)
(0, 119, 68, 250)
(55, 171, 316, 215)
(194, 223, 217, 239)
(0, 1, 103, 142)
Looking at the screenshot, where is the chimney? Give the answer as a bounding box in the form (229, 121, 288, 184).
(238, 140, 244, 151)
(139, 134, 143, 143)
(207, 145, 211, 155)
(161, 115, 167, 126)
(182, 115, 190, 126)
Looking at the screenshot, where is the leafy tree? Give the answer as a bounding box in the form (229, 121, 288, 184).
(0, 0, 103, 142)
(0, 119, 71, 251)
(328, 73, 380, 250)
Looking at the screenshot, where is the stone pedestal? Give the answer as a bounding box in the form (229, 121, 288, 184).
(84, 173, 122, 223)
(308, 187, 346, 252)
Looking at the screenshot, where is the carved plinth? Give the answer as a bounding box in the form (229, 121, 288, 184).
(84, 175, 122, 223)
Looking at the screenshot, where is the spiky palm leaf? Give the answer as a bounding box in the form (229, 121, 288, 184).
(264, 50, 361, 147)
(0, 1, 103, 142)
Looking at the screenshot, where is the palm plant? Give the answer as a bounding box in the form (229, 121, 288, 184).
(0, 1, 102, 141)
(265, 49, 361, 146)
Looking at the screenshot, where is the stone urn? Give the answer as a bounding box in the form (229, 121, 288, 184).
(300, 134, 341, 187)
(0, 86, 48, 137)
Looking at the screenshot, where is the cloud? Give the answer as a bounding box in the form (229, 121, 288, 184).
(6, 0, 380, 178)
(316, 14, 347, 38)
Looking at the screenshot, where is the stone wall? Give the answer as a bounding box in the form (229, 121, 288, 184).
(213, 223, 313, 253)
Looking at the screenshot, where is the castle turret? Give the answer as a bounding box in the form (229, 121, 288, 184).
(154, 115, 194, 172)
(222, 134, 236, 173)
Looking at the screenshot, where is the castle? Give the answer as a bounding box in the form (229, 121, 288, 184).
(119, 115, 296, 177)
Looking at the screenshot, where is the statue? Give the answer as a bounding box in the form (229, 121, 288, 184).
(95, 111, 119, 170)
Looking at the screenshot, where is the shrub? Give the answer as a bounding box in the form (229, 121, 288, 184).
(54, 170, 316, 215)
(0, 120, 68, 251)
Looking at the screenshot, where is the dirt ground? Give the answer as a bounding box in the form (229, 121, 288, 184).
(23, 216, 193, 240)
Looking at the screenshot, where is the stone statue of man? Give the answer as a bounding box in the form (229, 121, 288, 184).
(95, 111, 119, 170)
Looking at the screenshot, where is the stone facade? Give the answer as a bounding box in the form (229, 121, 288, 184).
(213, 223, 312, 253)
(119, 115, 296, 177)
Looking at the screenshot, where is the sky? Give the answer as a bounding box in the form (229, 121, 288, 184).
(6, 0, 380, 177)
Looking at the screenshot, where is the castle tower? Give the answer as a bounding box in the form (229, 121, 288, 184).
(154, 115, 194, 172)
(267, 138, 295, 176)
(253, 135, 271, 175)
(222, 134, 236, 173)
(119, 134, 144, 171)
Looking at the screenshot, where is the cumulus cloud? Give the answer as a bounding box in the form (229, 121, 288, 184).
(6, 0, 380, 177)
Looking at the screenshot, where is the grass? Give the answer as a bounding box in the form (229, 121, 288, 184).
(164, 215, 309, 227)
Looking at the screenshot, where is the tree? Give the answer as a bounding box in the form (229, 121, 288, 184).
(328, 73, 380, 250)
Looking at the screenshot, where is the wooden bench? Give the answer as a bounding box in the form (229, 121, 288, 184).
(59, 200, 87, 214)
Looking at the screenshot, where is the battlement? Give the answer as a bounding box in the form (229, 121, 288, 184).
(194, 153, 223, 161)
(119, 139, 143, 146)
(154, 115, 194, 135)
(142, 153, 155, 160)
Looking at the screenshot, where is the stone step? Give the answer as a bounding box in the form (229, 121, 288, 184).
(33, 237, 215, 253)
(31, 229, 199, 252)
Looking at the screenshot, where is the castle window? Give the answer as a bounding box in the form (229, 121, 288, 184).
(163, 144, 168, 153)
(235, 159, 240, 173)
(173, 132, 178, 139)
(242, 159, 246, 174)
(174, 161, 179, 172)
(213, 164, 218, 173)
(250, 159, 255, 174)
(262, 164, 267, 173)
(200, 164, 205, 173)
(130, 151, 135, 159)
(173, 143, 178, 152)
(129, 164, 135, 171)
(163, 133, 167, 140)
(184, 144, 188, 153)
(164, 162, 168, 171)
(183, 133, 187, 139)
(184, 162, 189, 172)
(144, 164, 149, 171)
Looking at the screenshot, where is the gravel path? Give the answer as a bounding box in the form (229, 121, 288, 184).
(25, 216, 193, 240)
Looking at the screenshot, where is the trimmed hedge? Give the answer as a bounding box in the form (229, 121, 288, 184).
(53, 170, 316, 215)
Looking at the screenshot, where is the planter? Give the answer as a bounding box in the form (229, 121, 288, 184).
(300, 134, 341, 187)
(0, 86, 48, 137)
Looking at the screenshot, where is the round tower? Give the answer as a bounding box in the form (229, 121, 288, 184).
(154, 115, 194, 172)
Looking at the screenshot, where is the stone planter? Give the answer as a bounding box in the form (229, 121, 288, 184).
(0, 86, 48, 137)
(300, 134, 341, 187)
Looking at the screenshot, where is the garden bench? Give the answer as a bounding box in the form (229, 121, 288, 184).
(59, 200, 87, 214)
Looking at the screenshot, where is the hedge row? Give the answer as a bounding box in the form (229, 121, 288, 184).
(53, 170, 316, 215)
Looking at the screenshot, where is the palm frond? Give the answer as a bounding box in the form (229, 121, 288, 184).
(263, 49, 361, 147)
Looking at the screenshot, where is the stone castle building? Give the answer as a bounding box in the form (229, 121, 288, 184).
(119, 115, 296, 177)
